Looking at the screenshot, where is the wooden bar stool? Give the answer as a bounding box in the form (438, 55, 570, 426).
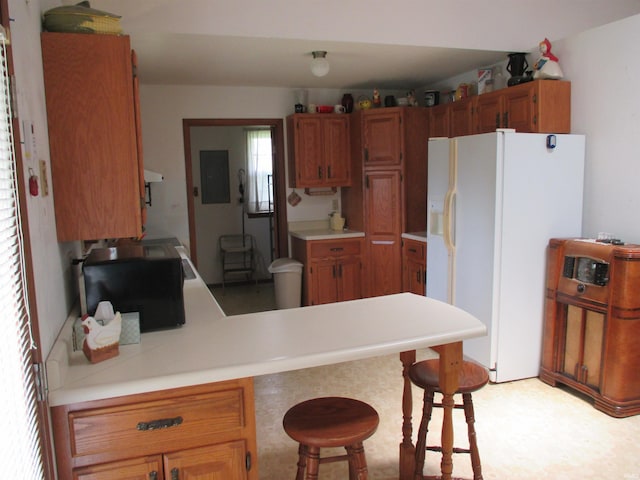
(409, 359, 489, 480)
(282, 396, 379, 480)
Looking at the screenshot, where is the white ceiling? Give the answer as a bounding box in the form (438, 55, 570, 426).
(84, 0, 640, 89)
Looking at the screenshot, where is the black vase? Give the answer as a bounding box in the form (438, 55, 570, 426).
(506, 53, 529, 77)
(341, 93, 354, 113)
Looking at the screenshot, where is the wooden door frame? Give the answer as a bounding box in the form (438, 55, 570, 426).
(182, 118, 288, 268)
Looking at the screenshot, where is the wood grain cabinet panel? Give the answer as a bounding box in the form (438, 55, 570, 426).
(428, 104, 450, 138)
(449, 98, 475, 137)
(41, 32, 144, 241)
(291, 237, 363, 306)
(287, 114, 350, 188)
(51, 379, 258, 480)
(540, 238, 640, 418)
(342, 107, 428, 298)
(402, 238, 426, 296)
(430, 80, 572, 137)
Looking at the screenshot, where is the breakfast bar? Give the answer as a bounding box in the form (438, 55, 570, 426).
(46, 256, 486, 479)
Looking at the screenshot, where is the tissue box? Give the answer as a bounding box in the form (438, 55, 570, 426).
(73, 312, 141, 351)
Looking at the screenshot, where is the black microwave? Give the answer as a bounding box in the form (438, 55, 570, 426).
(82, 244, 185, 332)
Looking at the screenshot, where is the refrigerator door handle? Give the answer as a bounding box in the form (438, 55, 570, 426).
(443, 190, 456, 251)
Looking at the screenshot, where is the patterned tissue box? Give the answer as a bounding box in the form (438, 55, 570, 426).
(73, 312, 141, 351)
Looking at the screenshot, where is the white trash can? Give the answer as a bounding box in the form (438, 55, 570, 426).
(268, 258, 303, 309)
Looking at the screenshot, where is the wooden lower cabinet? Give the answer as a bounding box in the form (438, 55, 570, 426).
(402, 238, 426, 296)
(291, 236, 363, 306)
(51, 378, 258, 480)
(540, 238, 640, 417)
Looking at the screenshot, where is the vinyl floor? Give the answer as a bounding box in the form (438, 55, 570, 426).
(211, 284, 640, 479)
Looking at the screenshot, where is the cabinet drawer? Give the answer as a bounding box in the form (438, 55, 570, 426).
(404, 241, 426, 262)
(309, 239, 361, 258)
(69, 387, 246, 459)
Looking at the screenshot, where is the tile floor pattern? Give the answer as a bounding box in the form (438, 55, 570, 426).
(212, 284, 640, 480)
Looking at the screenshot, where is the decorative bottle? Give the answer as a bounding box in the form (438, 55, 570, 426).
(493, 66, 506, 90)
(341, 93, 354, 113)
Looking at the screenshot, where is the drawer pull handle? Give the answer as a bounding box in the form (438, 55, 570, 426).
(137, 416, 183, 431)
(330, 247, 344, 252)
(409, 248, 417, 253)
(171, 467, 179, 480)
(149, 472, 158, 480)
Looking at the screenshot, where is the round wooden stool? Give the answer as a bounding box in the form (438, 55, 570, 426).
(282, 396, 379, 480)
(409, 359, 489, 480)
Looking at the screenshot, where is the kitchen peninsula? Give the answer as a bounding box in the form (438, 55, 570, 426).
(46, 252, 485, 479)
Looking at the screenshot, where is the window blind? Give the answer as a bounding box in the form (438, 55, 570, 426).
(0, 25, 45, 478)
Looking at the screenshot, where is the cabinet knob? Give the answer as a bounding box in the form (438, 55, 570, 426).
(576, 283, 586, 294)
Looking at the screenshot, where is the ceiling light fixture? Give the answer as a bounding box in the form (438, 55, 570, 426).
(310, 51, 330, 77)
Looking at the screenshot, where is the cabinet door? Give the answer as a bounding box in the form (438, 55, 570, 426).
(563, 305, 604, 388)
(74, 456, 163, 480)
(503, 84, 535, 132)
(475, 94, 504, 134)
(428, 105, 450, 138)
(310, 259, 338, 305)
(323, 116, 350, 186)
(164, 441, 249, 480)
(337, 256, 362, 302)
(41, 32, 142, 241)
(363, 111, 402, 166)
(365, 170, 402, 296)
(403, 239, 426, 295)
(405, 259, 424, 295)
(292, 117, 324, 186)
(449, 99, 475, 137)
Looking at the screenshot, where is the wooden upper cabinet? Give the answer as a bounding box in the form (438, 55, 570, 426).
(475, 93, 505, 134)
(323, 116, 351, 185)
(287, 114, 350, 188)
(428, 104, 450, 138)
(449, 98, 475, 137)
(430, 80, 571, 138)
(362, 110, 402, 166)
(502, 79, 571, 133)
(41, 32, 144, 242)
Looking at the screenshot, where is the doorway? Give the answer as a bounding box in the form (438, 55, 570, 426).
(182, 118, 288, 284)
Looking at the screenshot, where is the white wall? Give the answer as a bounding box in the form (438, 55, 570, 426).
(555, 15, 640, 241)
(9, 0, 77, 357)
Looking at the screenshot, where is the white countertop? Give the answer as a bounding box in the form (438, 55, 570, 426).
(402, 231, 427, 242)
(289, 228, 365, 241)
(46, 256, 485, 407)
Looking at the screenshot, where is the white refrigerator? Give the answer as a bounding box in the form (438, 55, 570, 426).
(426, 129, 585, 382)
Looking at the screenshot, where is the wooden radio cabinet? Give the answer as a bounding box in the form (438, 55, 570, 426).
(540, 238, 640, 417)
